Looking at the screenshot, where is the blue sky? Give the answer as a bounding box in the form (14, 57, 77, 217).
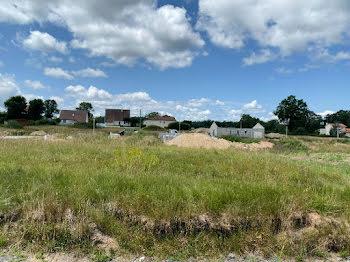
(1, 0, 350, 121)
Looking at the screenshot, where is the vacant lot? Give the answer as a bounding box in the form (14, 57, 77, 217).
(1, 126, 350, 261)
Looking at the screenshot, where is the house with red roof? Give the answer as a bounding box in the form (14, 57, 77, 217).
(319, 123, 347, 136)
(144, 115, 176, 128)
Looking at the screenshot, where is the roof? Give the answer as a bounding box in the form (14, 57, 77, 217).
(146, 115, 176, 121)
(341, 128, 350, 133)
(105, 109, 130, 123)
(59, 110, 88, 123)
(329, 123, 347, 128)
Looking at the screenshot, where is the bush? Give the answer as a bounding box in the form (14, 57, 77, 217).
(168, 122, 191, 130)
(0, 112, 7, 124)
(5, 120, 23, 129)
(273, 137, 308, 152)
(143, 125, 165, 131)
(291, 127, 308, 135)
(221, 135, 260, 144)
(32, 119, 59, 126)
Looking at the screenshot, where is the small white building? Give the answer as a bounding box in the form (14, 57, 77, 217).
(210, 122, 265, 139)
(59, 110, 88, 125)
(144, 115, 176, 128)
(319, 123, 346, 136)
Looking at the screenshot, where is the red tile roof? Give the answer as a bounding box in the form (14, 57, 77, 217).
(329, 123, 347, 128)
(147, 115, 176, 121)
(105, 109, 130, 123)
(341, 128, 350, 133)
(59, 110, 88, 123)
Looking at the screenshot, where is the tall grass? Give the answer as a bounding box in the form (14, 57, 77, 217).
(1, 132, 350, 258)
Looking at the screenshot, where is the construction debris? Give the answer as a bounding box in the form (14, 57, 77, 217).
(165, 133, 273, 150)
(30, 130, 47, 136)
(265, 133, 285, 139)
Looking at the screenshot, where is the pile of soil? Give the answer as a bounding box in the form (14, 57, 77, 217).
(265, 133, 285, 139)
(191, 128, 210, 135)
(0, 131, 9, 137)
(30, 130, 47, 136)
(165, 133, 273, 150)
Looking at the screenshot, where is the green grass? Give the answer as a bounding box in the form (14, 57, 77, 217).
(1, 128, 350, 259)
(221, 135, 260, 144)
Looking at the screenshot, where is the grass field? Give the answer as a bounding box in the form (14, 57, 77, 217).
(1, 126, 350, 260)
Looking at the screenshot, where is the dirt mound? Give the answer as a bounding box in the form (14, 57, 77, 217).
(166, 133, 233, 149)
(265, 133, 285, 139)
(165, 133, 274, 150)
(191, 128, 210, 134)
(0, 131, 9, 137)
(30, 130, 47, 136)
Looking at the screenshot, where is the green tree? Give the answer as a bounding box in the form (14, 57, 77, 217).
(239, 114, 262, 128)
(44, 99, 59, 118)
(274, 95, 311, 131)
(4, 96, 27, 119)
(76, 102, 94, 117)
(326, 110, 350, 127)
(145, 112, 160, 119)
(28, 99, 45, 120)
(168, 122, 191, 130)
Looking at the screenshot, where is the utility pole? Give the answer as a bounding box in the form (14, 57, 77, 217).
(285, 125, 288, 137)
(179, 120, 181, 132)
(336, 122, 340, 138)
(139, 109, 142, 129)
(93, 118, 95, 135)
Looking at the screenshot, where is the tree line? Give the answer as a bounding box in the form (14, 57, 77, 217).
(1, 95, 349, 135)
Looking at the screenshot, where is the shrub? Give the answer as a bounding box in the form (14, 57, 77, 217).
(273, 137, 308, 152)
(114, 148, 160, 171)
(221, 135, 260, 144)
(168, 122, 191, 130)
(5, 120, 23, 129)
(143, 125, 165, 131)
(32, 119, 59, 126)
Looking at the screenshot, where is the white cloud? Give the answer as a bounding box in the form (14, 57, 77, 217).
(317, 110, 335, 118)
(69, 57, 75, 63)
(243, 100, 263, 111)
(0, 73, 21, 110)
(275, 67, 294, 74)
(72, 68, 107, 78)
(22, 31, 68, 54)
(44, 67, 73, 80)
(1, 1, 204, 69)
(197, 0, 350, 63)
(311, 48, 350, 63)
(24, 80, 49, 90)
(48, 56, 63, 63)
(23, 94, 44, 101)
(243, 49, 277, 66)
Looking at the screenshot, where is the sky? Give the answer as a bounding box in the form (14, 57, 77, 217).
(0, 0, 350, 121)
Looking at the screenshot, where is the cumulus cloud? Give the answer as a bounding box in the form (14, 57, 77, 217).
(243, 100, 263, 111)
(197, 0, 350, 63)
(48, 56, 63, 63)
(0, 73, 21, 109)
(22, 31, 68, 54)
(44, 67, 73, 80)
(63, 84, 215, 120)
(275, 67, 294, 74)
(24, 80, 49, 90)
(243, 49, 277, 66)
(2, 0, 204, 69)
(317, 110, 335, 118)
(72, 68, 107, 78)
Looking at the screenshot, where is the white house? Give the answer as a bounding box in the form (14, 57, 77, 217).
(319, 123, 346, 136)
(210, 122, 265, 139)
(144, 115, 176, 128)
(59, 110, 88, 125)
